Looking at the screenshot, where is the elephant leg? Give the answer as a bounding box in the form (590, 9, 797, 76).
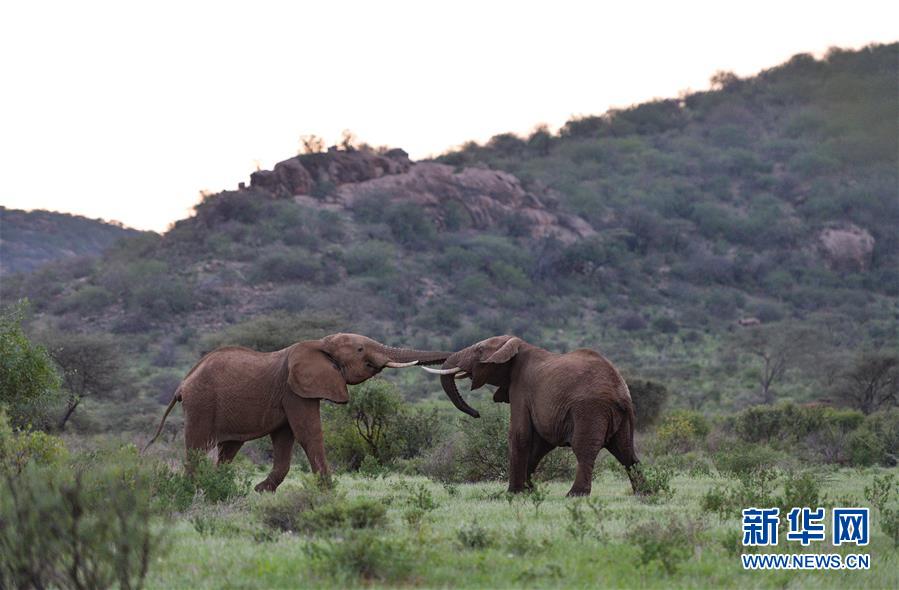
(607, 419, 646, 495)
(507, 427, 533, 494)
(216, 441, 244, 464)
(184, 410, 216, 475)
(254, 426, 294, 493)
(526, 436, 554, 489)
(283, 395, 329, 477)
(567, 417, 608, 497)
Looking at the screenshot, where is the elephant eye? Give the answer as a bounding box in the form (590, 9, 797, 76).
(357, 347, 363, 352)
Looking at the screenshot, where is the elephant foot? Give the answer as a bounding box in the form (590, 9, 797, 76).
(254, 480, 279, 493)
(507, 484, 527, 494)
(566, 487, 591, 497)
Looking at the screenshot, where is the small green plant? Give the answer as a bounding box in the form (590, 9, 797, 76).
(305, 529, 416, 583)
(864, 473, 895, 512)
(565, 497, 606, 541)
(881, 505, 899, 549)
(635, 464, 675, 502)
(442, 482, 459, 497)
(457, 520, 496, 549)
(405, 481, 439, 512)
(627, 514, 704, 575)
(779, 470, 827, 513)
(506, 521, 535, 555)
(0, 413, 68, 475)
(528, 482, 548, 516)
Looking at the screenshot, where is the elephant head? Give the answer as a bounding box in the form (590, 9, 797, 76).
(287, 333, 450, 404)
(421, 335, 523, 418)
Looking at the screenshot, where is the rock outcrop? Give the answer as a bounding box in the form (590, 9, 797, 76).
(818, 224, 875, 272)
(248, 148, 594, 243)
(250, 148, 412, 196)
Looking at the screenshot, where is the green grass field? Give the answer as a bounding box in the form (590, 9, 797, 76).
(146, 467, 899, 589)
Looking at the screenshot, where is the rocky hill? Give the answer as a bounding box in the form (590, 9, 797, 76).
(2, 43, 897, 417)
(0, 208, 144, 275)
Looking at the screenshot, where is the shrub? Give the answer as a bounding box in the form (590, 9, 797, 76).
(0, 448, 163, 590)
(633, 464, 675, 502)
(565, 497, 606, 541)
(863, 473, 895, 513)
(455, 404, 509, 482)
(881, 505, 899, 549)
(779, 470, 827, 513)
(251, 249, 322, 283)
(305, 529, 416, 583)
(256, 484, 333, 532)
(713, 443, 783, 479)
(627, 514, 704, 574)
(200, 312, 337, 352)
(0, 301, 62, 428)
(654, 410, 709, 453)
(628, 379, 669, 429)
(0, 411, 68, 475)
(153, 453, 250, 511)
(457, 520, 496, 549)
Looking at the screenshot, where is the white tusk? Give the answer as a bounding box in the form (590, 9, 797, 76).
(385, 360, 418, 368)
(455, 372, 470, 379)
(421, 366, 462, 375)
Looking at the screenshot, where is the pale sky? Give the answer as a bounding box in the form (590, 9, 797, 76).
(0, 1, 896, 231)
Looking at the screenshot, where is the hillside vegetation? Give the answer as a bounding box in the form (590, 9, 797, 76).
(1, 44, 897, 433)
(0, 207, 144, 274)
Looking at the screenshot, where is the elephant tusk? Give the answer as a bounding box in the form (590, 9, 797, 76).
(455, 372, 470, 379)
(421, 366, 462, 375)
(385, 360, 418, 368)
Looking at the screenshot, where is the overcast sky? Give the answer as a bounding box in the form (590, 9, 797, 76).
(0, 1, 896, 231)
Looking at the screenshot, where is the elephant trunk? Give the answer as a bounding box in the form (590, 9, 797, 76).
(440, 374, 480, 418)
(379, 345, 450, 366)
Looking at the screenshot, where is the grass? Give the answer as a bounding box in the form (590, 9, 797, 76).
(145, 466, 899, 589)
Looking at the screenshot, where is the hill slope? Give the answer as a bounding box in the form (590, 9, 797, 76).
(0, 207, 144, 275)
(2, 43, 897, 422)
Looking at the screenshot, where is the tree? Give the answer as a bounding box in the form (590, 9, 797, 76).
(627, 379, 669, 429)
(733, 325, 815, 404)
(837, 353, 899, 414)
(347, 380, 403, 462)
(42, 332, 123, 430)
(0, 301, 61, 428)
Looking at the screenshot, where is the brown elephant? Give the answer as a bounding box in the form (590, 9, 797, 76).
(144, 333, 450, 492)
(423, 335, 645, 496)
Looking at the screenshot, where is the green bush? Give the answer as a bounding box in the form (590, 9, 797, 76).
(0, 411, 68, 475)
(457, 520, 496, 549)
(627, 514, 704, 574)
(250, 249, 322, 283)
(256, 483, 333, 532)
(305, 529, 416, 583)
(654, 410, 709, 453)
(713, 443, 783, 479)
(0, 301, 62, 428)
(779, 470, 827, 513)
(200, 312, 337, 352)
(633, 463, 675, 501)
(881, 505, 899, 549)
(0, 447, 163, 590)
(863, 473, 895, 513)
(153, 453, 250, 511)
(628, 379, 669, 429)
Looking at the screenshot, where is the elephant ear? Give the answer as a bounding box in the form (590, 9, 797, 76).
(286, 343, 349, 404)
(483, 337, 521, 365)
(492, 385, 510, 404)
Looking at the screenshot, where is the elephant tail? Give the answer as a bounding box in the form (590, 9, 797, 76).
(142, 388, 182, 453)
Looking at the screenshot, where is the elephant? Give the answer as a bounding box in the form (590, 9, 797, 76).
(423, 335, 645, 496)
(144, 333, 450, 492)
